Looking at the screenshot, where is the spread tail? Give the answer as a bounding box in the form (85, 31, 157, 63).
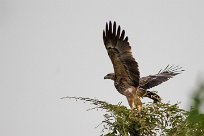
(143, 91, 161, 103)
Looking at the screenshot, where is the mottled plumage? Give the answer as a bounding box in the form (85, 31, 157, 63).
(103, 21, 183, 111)
(103, 21, 141, 110)
(139, 65, 184, 90)
(104, 65, 184, 103)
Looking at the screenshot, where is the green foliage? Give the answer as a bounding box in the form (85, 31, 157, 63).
(185, 83, 204, 136)
(62, 83, 204, 136)
(61, 97, 185, 135)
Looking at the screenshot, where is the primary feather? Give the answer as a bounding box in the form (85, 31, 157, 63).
(103, 21, 142, 111)
(102, 21, 184, 110)
(139, 65, 184, 90)
(103, 21, 140, 86)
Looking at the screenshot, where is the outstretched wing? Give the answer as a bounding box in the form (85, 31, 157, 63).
(103, 21, 140, 86)
(139, 65, 184, 89)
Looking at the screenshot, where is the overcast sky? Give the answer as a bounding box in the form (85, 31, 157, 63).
(0, 0, 204, 136)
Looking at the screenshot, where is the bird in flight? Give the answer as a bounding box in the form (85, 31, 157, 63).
(103, 21, 184, 111)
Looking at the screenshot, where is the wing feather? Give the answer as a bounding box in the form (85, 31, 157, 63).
(139, 65, 184, 89)
(103, 21, 140, 86)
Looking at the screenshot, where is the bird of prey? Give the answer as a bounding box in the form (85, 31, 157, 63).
(103, 21, 183, 111)
(105, 65, 184, 103)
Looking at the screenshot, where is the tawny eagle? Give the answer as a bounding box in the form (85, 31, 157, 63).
(103, 21, 183, 111)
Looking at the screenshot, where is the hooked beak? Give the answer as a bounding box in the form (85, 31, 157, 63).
(104, 76, 108, 79)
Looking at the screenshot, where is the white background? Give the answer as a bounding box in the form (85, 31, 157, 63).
(0, 0, 204, 135)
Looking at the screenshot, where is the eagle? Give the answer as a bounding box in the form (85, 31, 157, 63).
(103, 21, 183, 111)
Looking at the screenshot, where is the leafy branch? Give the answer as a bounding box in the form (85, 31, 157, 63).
(61, 83, 204, 136)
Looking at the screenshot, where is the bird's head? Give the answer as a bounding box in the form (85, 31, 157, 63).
(104, 73, 115, 80)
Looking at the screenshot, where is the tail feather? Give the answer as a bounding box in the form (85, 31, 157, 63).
(143, 91, 161, 103)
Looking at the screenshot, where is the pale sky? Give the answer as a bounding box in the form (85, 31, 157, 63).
(0, 0, 204, 136)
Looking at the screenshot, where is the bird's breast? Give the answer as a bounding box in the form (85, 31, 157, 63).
(114, 79, 137, 96)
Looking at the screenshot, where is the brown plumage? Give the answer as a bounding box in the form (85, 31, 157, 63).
(104, 66, 184, 103)
(103, 21, 184, 111)
(139, 65, 184, 90)
(103, 21, 141, 111)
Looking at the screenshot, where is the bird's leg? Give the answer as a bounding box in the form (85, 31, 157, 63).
(126, 95, 142, 112)
(134, 95, 142, 112)
(137, 103, 142, 112)
(126, 95, 136, 109)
